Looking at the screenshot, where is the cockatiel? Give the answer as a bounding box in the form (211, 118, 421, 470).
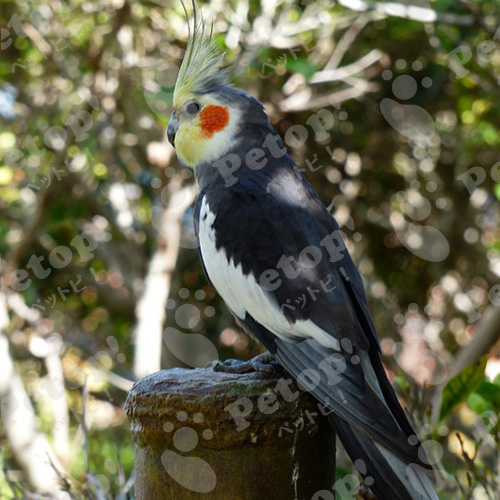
(166, 3, 439, 500)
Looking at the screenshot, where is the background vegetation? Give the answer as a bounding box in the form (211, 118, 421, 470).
(0, 0, 499, 498)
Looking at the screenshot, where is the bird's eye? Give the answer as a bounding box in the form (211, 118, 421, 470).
(186, 101, 201, 115)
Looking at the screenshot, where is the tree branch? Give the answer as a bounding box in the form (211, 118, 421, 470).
(336, 0, 480, 26)
(431, 305, 500, 425)
(451, 306, 500, 376)
(0, 295, 64, 496)
(133, 177, 197, 379)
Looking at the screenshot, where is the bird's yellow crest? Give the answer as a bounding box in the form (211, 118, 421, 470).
(173, 1, 228, 108)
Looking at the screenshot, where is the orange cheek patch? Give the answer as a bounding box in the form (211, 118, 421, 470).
(200, 105, 230, 138)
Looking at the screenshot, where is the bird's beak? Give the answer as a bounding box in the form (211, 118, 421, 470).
(167, 115, 179, 147)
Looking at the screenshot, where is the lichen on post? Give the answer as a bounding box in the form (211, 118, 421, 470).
(125, 367, 336, 500)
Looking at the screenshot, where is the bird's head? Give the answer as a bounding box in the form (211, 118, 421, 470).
(167, 2, 243, 168)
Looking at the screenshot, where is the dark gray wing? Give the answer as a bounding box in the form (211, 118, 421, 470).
(215, 162, 430, 470)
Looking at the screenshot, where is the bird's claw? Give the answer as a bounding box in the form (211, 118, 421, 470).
(211, 358, 256, 374)
(206, 353, 282, 375)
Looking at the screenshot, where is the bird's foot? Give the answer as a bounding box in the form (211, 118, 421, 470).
(357, 484, 376, 500)
(206, 352, 281, 375)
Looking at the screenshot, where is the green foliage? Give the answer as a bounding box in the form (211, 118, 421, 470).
(439, 357, 487, 422)
(1, 0, 500, 498)
(467, 378, 500, 415)
(285, 58, 317, 79)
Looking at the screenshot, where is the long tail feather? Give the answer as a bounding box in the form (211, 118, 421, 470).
(270, 336, 438, 500)
(329, 412, 438, 500)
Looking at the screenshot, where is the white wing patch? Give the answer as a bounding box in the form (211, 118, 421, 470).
(198, 196, 340, 350)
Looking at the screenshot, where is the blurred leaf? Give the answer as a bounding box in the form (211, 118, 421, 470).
(395, 374, 410, 393)
(439, 356, 487, 422)
(286, 58, 317, 79)
(0, 187, 18, 201)
(0, 132, 15, 150)
(467, 392, 490, 416)
(0, 166, 13, 185)
(494, 183, 500, 202)
(480, 122, 500, 145)
(474, 380, 500, 410)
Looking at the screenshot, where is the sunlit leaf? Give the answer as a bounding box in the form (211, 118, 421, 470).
(0, 166, 13, 185)
(0, 132, 15, 150)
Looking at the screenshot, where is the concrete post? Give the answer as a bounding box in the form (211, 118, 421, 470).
(125, 367, 336, 500)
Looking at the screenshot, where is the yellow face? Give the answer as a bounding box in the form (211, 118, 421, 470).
(167, 92, 238, 167)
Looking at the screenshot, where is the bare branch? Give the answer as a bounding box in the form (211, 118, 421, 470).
(431, 305, 500, 425)
(336, 0, 479, 26)
(44, 336, 70, 464)
(311, 49, 388, 84)
(0, 296, 65, 496)
(324, 12, 379, 70)
(116, 471, 135, 500)
(133, 177, 198, 379)
(81, 382, 90, 474)
(280, 81, 379, 112)
(451, 306, 500, 376)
